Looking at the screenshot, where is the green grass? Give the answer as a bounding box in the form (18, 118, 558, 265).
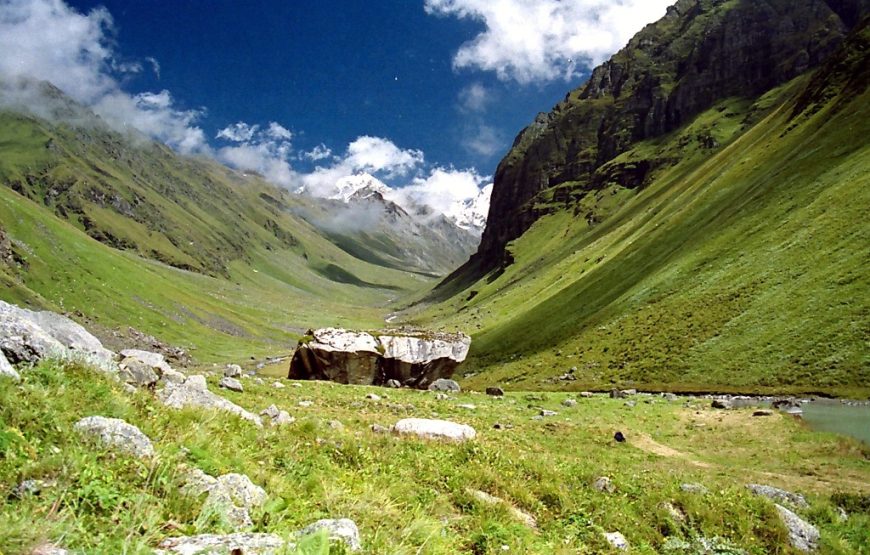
(410, 58, 869, 396)
(1, 360, 868, 553)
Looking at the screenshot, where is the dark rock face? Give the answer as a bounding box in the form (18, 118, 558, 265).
(442, 0, 867, 285)
(288, 328, 471, 388)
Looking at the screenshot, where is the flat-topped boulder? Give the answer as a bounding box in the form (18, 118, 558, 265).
(288, 328, 471, 388)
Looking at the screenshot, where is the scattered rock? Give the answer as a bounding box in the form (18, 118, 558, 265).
(578, 391, 593, 398)
(662, 393, 679, 401)
(291, 382, 302, 388)
(604, 531, 628, 550)
(614, 431, 626, 443)
(0, 350, 20, 382)
(260, 405, 295, 426)
(156, 533, 285, 555)
(593, 476, 615, 493)
(661, 501, 686, 522)
(775, 504, 819, 552)
(253, 377, 264, 385)
(183, 470, 267, 530)
(224, 364, 243, 378)
(753, 409, 774, 417)
(119, 358, 159, 388)
(486, 386, 505, 396)
(428, 378, 461, 392)
(120, 349, 172, 375)
(74, 416, 154, 459)
(467, 488, 537, 528)
(746, 484, 808, 508)
(680, 483, 709, 494)
(386, 379, 402, 388)
(624, 400, 636, 408)
(159, 375, 262, 427)
(539, 409, 557, 417)
(457, 403, 477, 410)
(298, 400, 313, 408)
(296, 518, 362, 552)
(562, 399, 577, 407)
(327, 419, 344, 431)
(609, 389, 627, 399)
(434, 393, 450, 400)
(30, 543, 71, 555)
(272, 381, 286, 389)
(393, 418, 476, 442)
(371, 424, 390, 434)
(219, 376, 244, 392)
(366, 393, 382, 401)
(11, 478, 51, 499)
(622, 389, 637, 395)
(711, 399, 733, 409)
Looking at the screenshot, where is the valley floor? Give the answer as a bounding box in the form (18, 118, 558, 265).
(2, 360, 869, 554)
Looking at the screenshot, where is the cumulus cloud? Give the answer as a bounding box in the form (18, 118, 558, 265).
(458, 82, 491, 112)
(215, 121, 296, 186)
(345, 136, 424, 178)
(388, 167, 490, 217)
(0, 0, 209, 153)
(301, 144, 334, 161)
(462, 123, 502, 157)
(424, 0, 672, 83)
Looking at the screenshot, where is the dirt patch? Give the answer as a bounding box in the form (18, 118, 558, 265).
(631, 433, 713, 468)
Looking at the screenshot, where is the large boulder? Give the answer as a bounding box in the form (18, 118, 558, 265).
(0, 300, 115, 371)
(288, 328, 471, 388)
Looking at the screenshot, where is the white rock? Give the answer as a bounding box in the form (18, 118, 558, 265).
(298, 400, 313, 407)
(160, 375, 262, 427)
(272, 381, 286, 389)
(379, 334, 471, 365)
(224, 364, 243, 378)
(393, 418, 476, 442)
(366, 393, 382, 401)
(0, 350, 20, 382)
(776, 504, 819, 552)
(467, 489, 537, 528)
(120, 349, 172, 375)
(219, 376, 244, 392)
(74, 416, 154, 459)
(182, 469, 267, 530)
(260, 405, 295, 426)
(297, 518, 361, 552)
(156, 533, 285, 555)
(604, 531, 628, 550)
(306, 328, 380, 354)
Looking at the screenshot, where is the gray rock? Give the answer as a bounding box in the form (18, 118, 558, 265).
(662, 393, 679, 402)
(224, 364, 243, 378)
(159, 375, 263, 427)
(119, 359, 159, 388)
(156, 533, 284, 554)
(622, 389, 637, 395)
(604, 531, 628, 550)
(30, 543, 71, 555)
(776, 504, 819, 552)
(371, 423, 390, 434)
(298, 400, 313, 407)
(219, 376, 244, 393)
(467, 488, 537, 528)
(746, 484, 808, 508)
(434, 393, 450, 400)
(428, 378, 460, 392)
(386, 379, 402, 388)
(680, 483, 709, 494)
(366, 393, 382, 401)
(579, 391, 594, 398)
(562, 399, 577, 407)
(593, 476, 615, 493)
(74, 416, 154, 459)
(486, 386, 505, 396)
(183, 469, 267, 530)
(160, 367, 187, 385)
(539, 409, 557, 417)
(393, 418, 476, 441)
(260, 405, 295, 426)
(120, 349, 172, 376)
(457, 403, 477, 410)
(753, 409, 775, 417)
(609, 389, 626, 399)
(711, 399, 733, 409)
(327, 419, 344, 431)
(0, 350, 20, 382)
(297, 518, 361, 552)
(11, 478, 51, 499)
(272, 381, 286, 389)
(624, 400, 636, 408)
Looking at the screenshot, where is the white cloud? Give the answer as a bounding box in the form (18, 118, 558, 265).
(0, 0, 209, 153)
(462, 123, 502, 157)
(424, 0, 672, 83)
(266, 122, 293, 141)
(215, 120, 296, 186)
(145, 56, 160, 79)
(301, 144, 334, 161)
(217, 122, 260, 142)
(458, 82, 491, 112)
(345, 136, 424, 178)
(388, 167, 490, 217)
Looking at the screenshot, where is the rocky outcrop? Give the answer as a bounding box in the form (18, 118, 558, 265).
(74, 416, 154, 459)
(439, 0, 867, 285)
(288, 328, 471, 388)
(0, 300, 116, 372)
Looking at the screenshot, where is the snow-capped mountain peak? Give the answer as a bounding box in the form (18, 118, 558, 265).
(444, 183, 492, 233)
(329, 173, 392, 203)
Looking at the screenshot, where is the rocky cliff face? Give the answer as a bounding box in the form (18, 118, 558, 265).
(457, 0, 867, 281)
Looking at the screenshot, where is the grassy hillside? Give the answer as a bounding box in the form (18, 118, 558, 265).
(2, 359, 868, 553)
(411, 25, 870, 396)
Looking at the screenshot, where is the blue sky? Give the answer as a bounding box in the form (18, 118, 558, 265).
(1, 0, 672, 208)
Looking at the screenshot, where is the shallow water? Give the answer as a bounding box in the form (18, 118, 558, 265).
(801, 402, 870, 445)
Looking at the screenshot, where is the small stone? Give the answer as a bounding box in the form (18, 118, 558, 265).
(371, 424, 390, 434)
(159, 375, 262, 427)
(680, 483, 709, 494)
(366, 393, 382, 401)
(540, 409, 557, 417)
(609, 389, 626, 399)
(562, 399, 577, 407)
(593, 476, 615, 493)
(711, 399, 733, 409)
(219, 377, 244, 392)
(486, 386, 505, 396)
(435, 393, 450, 400)
(272, 381, 286, 389)
(30, 543, 71, 555)
(74, 416, 154, 459)
(531, 415, 544, 421)
(156, 533, 284, 554)
(622, 389, 637, 395)
(327, 419, 344, 431)
(386, 379, 402, 388)
(614, 431, 626, 442)
(458, 403, 477, 410)
(253, 377, 265, 385)
(224, 364, 243, 378)
(753, 409, 774, 417)
(624, 400, 636, 408)
(119, 358, 159, 388)
(298, 400, 313, 407)
(579, 391, 594, 398)
(661, 501, 686, 521)
(0, 350, 21, 382)
(260, 405, 294, 426)
(604, 531, 628, 550)
(393, 418, 476, 442)
(428, 378, 460, 392)
(291, 382, 302, 388)
(11, 478, 49, 498)
(746, 484, 808, 508)
(775, 504, 819, 552)
(662, 393, 679, 402)
(296, 518, 361, 552)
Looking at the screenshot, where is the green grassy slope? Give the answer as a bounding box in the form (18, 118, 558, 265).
(2, 360, 868, 553)
(413, 28, 870, 396)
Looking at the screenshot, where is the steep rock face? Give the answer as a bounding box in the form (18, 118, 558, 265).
(462, 0, 867, 279)
(288, 328, 471, 387)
